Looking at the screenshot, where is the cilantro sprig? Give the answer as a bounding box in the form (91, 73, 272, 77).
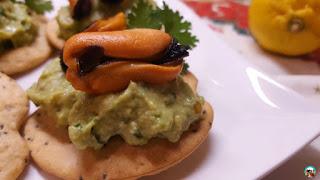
(154, 3, 198, 48)
(127, 0, 160, 29)
(128, 0, 198, 48)
(25, 0, 53, 14)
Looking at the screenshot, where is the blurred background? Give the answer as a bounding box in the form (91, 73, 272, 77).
(181, 0, 320, 179)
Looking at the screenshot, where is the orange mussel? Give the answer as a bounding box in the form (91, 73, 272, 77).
(84, 12, 127, 32)
(63, 29, 186, 94)
(69, 0, 92, 20)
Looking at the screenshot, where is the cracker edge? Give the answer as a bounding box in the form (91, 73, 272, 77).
(46, 20, 65, 50)
(0, 17, 52, 75)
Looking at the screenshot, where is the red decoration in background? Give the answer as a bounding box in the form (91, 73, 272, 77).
(183, 0, 249, 33)
(182, 0, 320, 62)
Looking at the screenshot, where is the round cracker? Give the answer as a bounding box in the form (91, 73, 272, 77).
(0, 17, 52, 75)
(0, 126, 29, 180)
(0, 72, 29, 129)
(46, 20, 65, 50)
(24, 103, 212, 180)
(183, 72, 198, 93)
(24, 73, 213, 180)
(0, 73, 30, 179)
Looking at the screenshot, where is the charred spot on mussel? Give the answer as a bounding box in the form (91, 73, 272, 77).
(74, 39, 189, 76)
(163, 59, 184, 66)
(77, 46, 115, 76)
(73, 0, 92, 20)
(153, 38, 190, 65)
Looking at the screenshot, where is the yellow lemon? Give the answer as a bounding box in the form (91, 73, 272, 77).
(249, 0, 320, 56)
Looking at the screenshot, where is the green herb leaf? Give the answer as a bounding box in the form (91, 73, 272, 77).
(128, 0, 198, 48)
(181, 62, 189, 75)
(25, 0, 53, 14)
(127, 0, 161, 29)
(154, 2, 198, 48)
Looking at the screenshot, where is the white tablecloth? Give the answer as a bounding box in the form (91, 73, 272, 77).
(210, 22, 320, 180)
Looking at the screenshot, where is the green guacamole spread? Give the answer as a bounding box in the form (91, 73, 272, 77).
(0, 0, 37, 54)
(28, 59, 204, 149)
(57, 0, 135, 40)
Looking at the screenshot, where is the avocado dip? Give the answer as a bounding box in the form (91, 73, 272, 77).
(0, 0, 38, 54)
(57, 0, 135, 40)
(28, 59, 204, 150)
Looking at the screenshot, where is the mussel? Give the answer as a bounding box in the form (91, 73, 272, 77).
(69, 0, 92, 20)
(62, 29, 189, 94)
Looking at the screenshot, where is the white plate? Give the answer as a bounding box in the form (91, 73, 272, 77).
(17, 0, 320, 179)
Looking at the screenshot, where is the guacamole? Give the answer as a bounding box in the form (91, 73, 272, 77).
(28, 59, 204, 149)
(0, 0, 38, 54)
(57, 0, 135, 40)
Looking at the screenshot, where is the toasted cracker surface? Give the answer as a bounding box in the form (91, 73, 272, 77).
(24, 73, 213, 180)
(46, 20, 65, 50)
(183, 72, 198, 93)
(0, 73, 29, 129)
(0, 17, 52, 75)
(0, 73, 30, 179)
(0, 127, 30, 180)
